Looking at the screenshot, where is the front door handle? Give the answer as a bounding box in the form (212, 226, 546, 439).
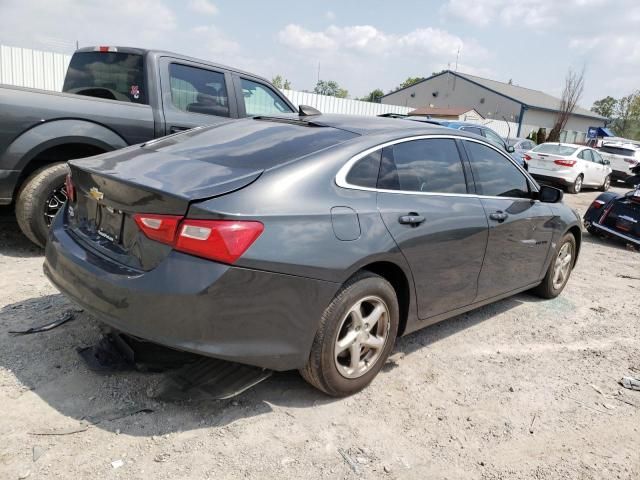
(398, 213, 425, 226)
(170, 126, 190, 134)
(489, 211, 508, 222)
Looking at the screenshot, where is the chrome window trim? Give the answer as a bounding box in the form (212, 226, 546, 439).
(335, 134, 539, 201)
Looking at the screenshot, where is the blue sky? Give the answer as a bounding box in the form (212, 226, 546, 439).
(2, 0, 638, 107)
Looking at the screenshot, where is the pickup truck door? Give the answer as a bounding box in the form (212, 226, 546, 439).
(158, 57, 238, 135)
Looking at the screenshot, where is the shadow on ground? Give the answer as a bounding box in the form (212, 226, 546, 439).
(0, 206, 43, 258)
(582, 229, 640, 253)
(0, 288, 542, 437)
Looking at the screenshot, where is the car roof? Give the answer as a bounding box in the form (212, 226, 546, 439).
(536, 142, 585, 149)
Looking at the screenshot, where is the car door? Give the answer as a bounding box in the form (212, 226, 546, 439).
(376, 137, 489, 320)
(159, 58, 238, 135)
(462, 139, 555, 301)
(232, 76, 295, 117)
(577, 149, 597, 185)
(590, 149, 608, 185)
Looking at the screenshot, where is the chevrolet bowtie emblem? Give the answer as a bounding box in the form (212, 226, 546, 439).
(89, 187, 104, 201)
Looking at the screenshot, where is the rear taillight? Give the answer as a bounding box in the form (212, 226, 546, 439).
(134, 214, 182, 244)
(64, 173, 75, 202)
(523, 154, 532, 161)
(554, 159, 576, 167)
(175, 220, 264, 264)
(590, 199, 606, 209)
(624, 157, 638, 166)
(133, 214, 263, 264)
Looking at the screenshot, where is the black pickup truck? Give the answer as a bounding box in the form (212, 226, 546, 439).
(0, 46, 296, 246)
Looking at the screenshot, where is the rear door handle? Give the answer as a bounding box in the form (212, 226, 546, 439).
(398, 214, 425, 226)
(489, 211, 508, 222)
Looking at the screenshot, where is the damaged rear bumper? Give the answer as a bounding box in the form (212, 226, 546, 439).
(44, 212, 339, 371)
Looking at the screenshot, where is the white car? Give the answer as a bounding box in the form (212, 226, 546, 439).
(597, 142, 640, 184)
(525, 143, 612, 194)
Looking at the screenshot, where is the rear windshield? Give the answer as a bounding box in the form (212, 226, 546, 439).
(532, 144, 577, 156)
(63, 52, 146, 104)
(144, 118, 358, 169)
(600, 146, 636, 157)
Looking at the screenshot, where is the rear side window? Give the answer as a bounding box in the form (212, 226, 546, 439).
(461, 126, 483, 136)
(168, 64, 229, 117)
(578, 149, 594, 161)
(378, 139, 467, 194)
(63, 52, 146, 104)
(346, 150, 381, 188)
(241, 78, 294, 116)
(465, 141, 529, 198)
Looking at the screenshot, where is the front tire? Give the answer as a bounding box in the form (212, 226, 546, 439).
(600, 175, 611, 192)
(300, 272, 399, 397)
(567, 174, 583, 194)
(15, 163, 69, 248)
(532, 233, 576, 299)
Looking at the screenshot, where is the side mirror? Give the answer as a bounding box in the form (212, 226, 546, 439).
(603, 159, 610, 165)
(538, 185, 563, 203)
(506, 145, 515, 153)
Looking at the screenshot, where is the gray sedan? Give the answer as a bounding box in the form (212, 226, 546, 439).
(44, 113, 581, 396)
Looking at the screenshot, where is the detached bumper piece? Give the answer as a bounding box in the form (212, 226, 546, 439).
(78, 331, 272, 400)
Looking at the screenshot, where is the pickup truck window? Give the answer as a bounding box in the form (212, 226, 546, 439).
(169, 64, 230, 117)
(241, 78, 294, 116)
(63, 52, 146, 104)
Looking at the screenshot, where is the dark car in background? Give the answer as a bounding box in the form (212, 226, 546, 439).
(583, 165, 640, 248)
(0, 46, 295, 247)
(44, 114, 581, 397)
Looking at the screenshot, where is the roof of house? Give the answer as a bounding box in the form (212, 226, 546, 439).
(408, 106, 483, 118)
(383, 70, 605, 121)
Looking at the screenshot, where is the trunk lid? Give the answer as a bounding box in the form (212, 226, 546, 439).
(528, 152, 569, 171)
(600, 195, 640, 239)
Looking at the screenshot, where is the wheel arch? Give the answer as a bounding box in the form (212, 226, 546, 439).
(566, 225, 582, 265)
(357, 260, 412, 337)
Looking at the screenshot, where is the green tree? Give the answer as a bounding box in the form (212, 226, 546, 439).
(612, 91, 640, 138)
(314, 80, 348, 98)
(271, 75, 292, 90)
(359, 88, 384, 103)
(396, 76, 426, 90)
(591, 96, 617, 119)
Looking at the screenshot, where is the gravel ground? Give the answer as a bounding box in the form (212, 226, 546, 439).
(1, 187, 639, 480)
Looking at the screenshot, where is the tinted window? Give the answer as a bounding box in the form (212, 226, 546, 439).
(63, 52, 146, 104)
(378, 139, 467, 194)
(600, 145, 636, 157)
(592, 150, 604, 163)
(241, 78, 294, 116)
(346, 150, 381, 188)
(579, 149, 594, 161)
(169, 64, 229, 117)
(461, 126, 483, 136)
(465, 141, 529, 198)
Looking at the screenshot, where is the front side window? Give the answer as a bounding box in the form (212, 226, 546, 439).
(483, 129, 506, 150)
(378, 139, 467, 194)
(465, 141, 529, 198)
(240, 78, 294, 116)
(592, 150, 604, 164)
(346, 150, 381, 189)
(63, 52, 146, 104)
(168, 64, 229, 117)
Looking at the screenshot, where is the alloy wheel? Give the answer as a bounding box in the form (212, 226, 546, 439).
(334, 295, 390, 379)
(43, 184, 68, 226)
(603, 176, 610, 190)
(552, 242, 573, 290)
(574, 176, 583, 193)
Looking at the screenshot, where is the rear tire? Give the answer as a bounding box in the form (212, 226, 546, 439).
(300, 272, 399, 397)
(532, 233, 576, 299)
(567, 174, 583, 194)
(15, 163, 69, 248)
(600, 175, 611, 192)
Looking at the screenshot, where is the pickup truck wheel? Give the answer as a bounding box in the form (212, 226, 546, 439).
(15, 162, 69, 248)
(599, 175, 611, 192)
(567, 174, 583, 194)
(300, 272, 399, 397)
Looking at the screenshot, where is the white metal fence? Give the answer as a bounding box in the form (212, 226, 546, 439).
(0, 45, 71, 91)
(280, 89, 412, 116)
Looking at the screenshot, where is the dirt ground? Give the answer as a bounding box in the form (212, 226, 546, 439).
(1, 186, 639, 480)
